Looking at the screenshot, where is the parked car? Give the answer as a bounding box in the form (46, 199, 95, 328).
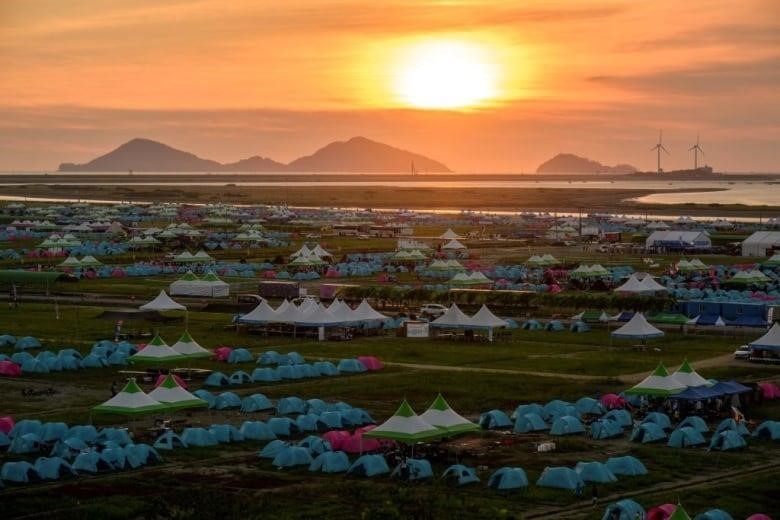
(419, 303, 448, 319)
(733, 345, 751, 360)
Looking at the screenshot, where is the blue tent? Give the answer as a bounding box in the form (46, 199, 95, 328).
(535, 466, 584, 490)
(228, 370, 252, 385)
(678, 415, 709, 433)
(240, 393, 273, 413)
(714, 418, 750, 436)
(209, 424, 244, 443)
(228, 348, 253, 363)
(305, 398, 329, 414)
(277, 396, 306, 415)
(348, 454, 390, 477)
(442, 464, 480, 486)
(309, 451, 350, 473)
(40, 422, 69, 442)
(297, 435, 332, 455)
(15, 336, 42, 350)
(276, 364, 304, 380)
(125, 444, 162, 466)
(337, 358, 367, 373)
(50, 437, 89, 458)
(192, 389, 216, 408)
(603, 409, 632, 428)
(487, 467, 528, 490)
(204, 371, 229, 387)
(575, 461, 617, 483)
(590, 419, 624, 440)
(101, 447, 130, 470)
(82, 354, 108, 368)
(72, 451, 113, 474)
(316, 411, 344, 430)
(251, 367, 281, 382)
(67, 424, 98, 443)
(259, 440, 289, 459)
(667, 426, 706, 448)
(1, 460, 40, 483)
(258, 350, 284, 365)
(268, 417, 299, 437)
(34, 456, 77, 480)
(550, 416, 586, 436)
(214, 391, 242, 410)
(295, 414, 321, 433)
(601, 499, 645, 520)
(181, 427, 219, 447)
(312, 361, 339, 376)
(8, 432, 44, 454)
(605, 456, 648, 476)
(479, 409, 512, 429)
(272, 446, 314, 468)
(240, 421, 277, 441)
(574, 397, 605, 416)
(391, 458, 434, 481)
(153, 430, 188, 450)
(630, 423, 667, 443)
(543, 400, 578, 421)
(522, 319, 542, 331)
(570, 320, 591, 333)
(514, 413, 549, 433)
(10, 351, 33, 365)
(97, 427, 132, 446)
(641, 412, 672, 430)
(753, 420, 780, 441)
(545, 320, 565, 331)
(709, 430, 747, 451)
(512, 403, 545, 419)
(693, 509, 734, 520)
(341, 408, 374, 427)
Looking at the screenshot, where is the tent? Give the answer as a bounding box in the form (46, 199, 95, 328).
(170, 331, 211, 358)
(693, 510, 735, 520)
(147, 374, 208, 411)
(153, 430, 188, 450)
(34, 456, 77, 480)
(391, 458, 433, 481)
(630, 423, 668, 443)
(272, 446, 313, 468)
(602, 499, 646, 520)
(605, 456, 647, 476)
(347, 454, 390, 477)
(418, 393, 479, 436)
(487, 467, 528, 490)
(240, 421, 277, 441)
(479, 409, 513, 430)
(514, 413, 549, 433)
(648, 503, 679, 520)
(625, 363, 686, 396)
(611, 313, 664, 343)
(1, 461, 40, 483)
(93, 378, 170, 416)
(130, 335, 183, 363)
(363, 400, 444, 443)
(678, 416, 709, 433)
(549, 415, 586, 436)
(642, 412, 672, 430)
(441, 464, 479, 486)
(709, 430, 747, 451)
(667, 426, 706, 448)
(240, 394, 274, 413)
(575, 461, 617, 483)
(590, 418, 624, 440)
(753, 420, 780, 441)
(180, 427, 219, 447)
(535, 466, 584, 490)
(670, 359, 710, 388)
(309, 451, 350, 473)
(139, 290, 186, 312)
(749, 323, 780, 355)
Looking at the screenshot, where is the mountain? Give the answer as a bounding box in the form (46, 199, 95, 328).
(286, 136, 450, 172)
(536, 153, 637, 174)
(57, 136, 450, 173)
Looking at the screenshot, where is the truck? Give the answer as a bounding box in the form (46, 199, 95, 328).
(257, 280, 301, 300)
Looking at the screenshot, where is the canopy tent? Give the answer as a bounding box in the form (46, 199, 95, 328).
(139, 290, 186, 312)
(130, 335, 184, 363)
(611, 313, 664, 343)
(147, 374, 209, 411)
(625, 362, 686, 396)
(170, 331, 211, 358)
(670, 359, 710, 388)
(93, 378, 170, 415)
(749, 323, 780, 354)
(363, 400, 445, 444)
(418, 394, 479, 436)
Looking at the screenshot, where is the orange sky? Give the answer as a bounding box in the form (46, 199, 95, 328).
(1, 0, 778, 172)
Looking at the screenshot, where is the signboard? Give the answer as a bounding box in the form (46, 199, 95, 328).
(406, 321, 429, 338)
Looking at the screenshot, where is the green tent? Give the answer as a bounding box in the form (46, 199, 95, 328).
(624, 362, 686, 396)
(418, 394, 479, 436)
(93, 378, 170, 415)
(668, 504, 692, 520)
(130, 334, 184, 363)
(649, 312, 689, 325)
(363, 400, 446, 443)
(147, 374, 209, 411)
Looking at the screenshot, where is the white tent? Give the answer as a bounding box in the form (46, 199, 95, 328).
(170, 331, 211, 358)
(148, 374, 209, 410)
(130, 334, 184, 363)
(441, 239, 467, 250)
(139, 290, 187, 312)
(469, 305, 508, 342)
(430, 303, 473, 328)
(419, 394, 479, 435)
(670, 359, 710, 388)
(611, 313, 664, 341)
(439, 228, 462, 240)
(238, 300, 278, 324)
(93, 378, 170, 415)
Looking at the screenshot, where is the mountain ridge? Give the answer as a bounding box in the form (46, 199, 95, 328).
(58, 137, 451, 173)
(536, 153, 637, 174)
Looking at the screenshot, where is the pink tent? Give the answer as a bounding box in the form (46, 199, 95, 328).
(548, 284, 562, 293)
(0, 360, 22, 377)
(342, 432, 382, 454)
(376, 273, 389, 283)
(647, 503, 676, 520)
(111, 268, 127, 277)
(214, 346, 233, 362)
(261, 270, 277, 279)
(155, 373, 188, 390)
(322, 430, 351, 451)
(0, 415, 14, 434)
(746, 515, 773, 520)
(325, 269, 341, 278)
(357, 356, 384, 371)
(759, 382, 780, 400)
(600, 393, 627, 410)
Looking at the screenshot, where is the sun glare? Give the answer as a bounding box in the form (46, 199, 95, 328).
(392, 40, 499, 109)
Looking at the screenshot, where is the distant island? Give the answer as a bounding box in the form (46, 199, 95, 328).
(58, 136, 451, 173)
(536, 153, 637, 174)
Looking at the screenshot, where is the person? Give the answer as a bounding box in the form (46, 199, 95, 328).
(110, 381, 118, 397)
(399, 457, 410, 481)
(591, 484, 599, 507)
(575, 480, 584, 500)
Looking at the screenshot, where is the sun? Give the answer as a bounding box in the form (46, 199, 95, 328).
(392, 40, 499, 109)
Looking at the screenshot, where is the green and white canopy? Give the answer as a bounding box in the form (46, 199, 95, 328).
(418, 394, 479, 435)
(147, 374, 209, 411)
(624, 362, 686, 396)
(93, 378, 170, 415)
(171, 331, 211, 358)
(130, 334, 185, 363)
(363, 400, 445, 443)
(670, 359, 709, 388)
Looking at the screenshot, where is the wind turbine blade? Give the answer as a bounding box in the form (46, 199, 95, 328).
(688, 145, 696, 151)
(661, 145, 670, 155)
(699, 147, 705, 156)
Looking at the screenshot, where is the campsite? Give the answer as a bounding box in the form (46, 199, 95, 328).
(0, 202, 779, 519)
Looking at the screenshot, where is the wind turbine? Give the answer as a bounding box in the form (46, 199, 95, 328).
(650, 130, 670, 174)
(689, 132, 704, 169)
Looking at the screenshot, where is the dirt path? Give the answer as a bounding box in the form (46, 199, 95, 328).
(385, 361, 603, 381)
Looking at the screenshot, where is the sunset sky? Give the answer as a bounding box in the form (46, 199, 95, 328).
(1, 0, 778, 172)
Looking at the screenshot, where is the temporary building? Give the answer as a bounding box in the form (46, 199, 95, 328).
(749, 322, 780, 355)
(535, 466, 584, 490)
(611, 313, 665, 343)
(487, 467, 528, 490)
(347, 454, 390, 477)
(625, 363, 685, 397)
(309, 451, 350, 473)
(667, 426, 706, 448)
(418, 393, 479, 436)
(93, 378, 170, 416)
(575, 461, 617, 483)
(602, 499, 646, 520)
(147, 374, 208, 411)
(130, 335, 184, 363)
(139, 290, 186, 312)
(171, 331, 211, 358)
(363, 400, 444, 443)
(441, 463, 480, 486)
(741, 231, 780, 256)
(670, 359, 710, 388)
(605, 456, 647, 476)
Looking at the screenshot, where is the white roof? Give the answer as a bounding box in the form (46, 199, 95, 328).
(750, 322, 780, 348)
(469, 305, 508, 328)
(171, 331, 211, 356)
(431, 303, 473, 327)
(611, 313, 664, 339)
(139, 290, 186, 311)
